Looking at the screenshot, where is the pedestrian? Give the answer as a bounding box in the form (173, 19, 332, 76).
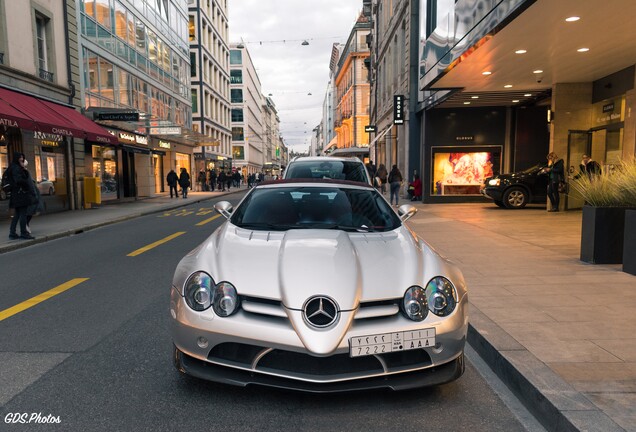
(545, 152, 564, 212)
(366, 162, 377, 183)
(197, 169, 207, 192)
(218, 170, 226, 191)
(573, 154, 602, 180)
(376, 164, 388, 194)
(408, 175, 422, 201)
(388, 164, 403, 206)
(7, 152, 36, 240)
(166, 169, 178, 198)
(178, 167, 190, 198)
(208, 169, 217, 191)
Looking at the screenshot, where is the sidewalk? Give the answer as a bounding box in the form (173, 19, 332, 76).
(1, 192, 634, 431)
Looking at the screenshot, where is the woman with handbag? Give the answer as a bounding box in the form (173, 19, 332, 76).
(546, 152, 564, 212)
(7, 152, 36, 240)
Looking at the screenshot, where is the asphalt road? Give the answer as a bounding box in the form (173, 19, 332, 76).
(0, 192, 535, 431)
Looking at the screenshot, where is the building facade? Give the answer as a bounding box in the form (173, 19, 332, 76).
(330, 6, 372, 160)
(77, 0, 195, 202)
(418, 0, 636, 208)
(0, 0, 116, 214)
(189, 0, 231, 175)
(229, 43, 264, 176)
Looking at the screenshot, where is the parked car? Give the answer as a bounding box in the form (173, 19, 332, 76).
(283, 156, 373, 185)
(481, 164, 549, 209)
(170, 179, 468, 392)
(37, 179, 55, 196)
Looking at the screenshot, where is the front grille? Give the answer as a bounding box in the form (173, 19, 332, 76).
(208, 342, 432, 380)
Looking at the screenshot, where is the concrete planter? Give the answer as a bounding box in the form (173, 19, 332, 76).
(580, 205, 626, 264)
(623, 209, 636, 275)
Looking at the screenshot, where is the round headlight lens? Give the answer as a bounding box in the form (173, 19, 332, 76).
(425, 277, 457, 316)
(402, 286, 428, 321)
(184, 272, 213, 311)
(488, 178, 501, 186)
(213, 282, 239, 317)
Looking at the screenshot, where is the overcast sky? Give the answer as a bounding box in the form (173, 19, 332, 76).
(228, 0, 364, 152)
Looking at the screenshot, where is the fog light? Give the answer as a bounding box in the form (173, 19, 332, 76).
(197, 337, 208, 349)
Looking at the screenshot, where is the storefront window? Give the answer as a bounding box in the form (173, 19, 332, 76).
(175, 152, 191, 177)
(431, 148, 500, 195)
(92, 145, 118, 200)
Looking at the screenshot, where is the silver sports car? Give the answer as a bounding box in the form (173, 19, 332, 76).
(170, 179, 468, 392)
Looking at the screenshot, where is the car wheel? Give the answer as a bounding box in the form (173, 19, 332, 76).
(504, 187, 528, 209)
(494, 200, 506, 208)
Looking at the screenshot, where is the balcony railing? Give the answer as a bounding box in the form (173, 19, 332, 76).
(39, 68, 54, 82)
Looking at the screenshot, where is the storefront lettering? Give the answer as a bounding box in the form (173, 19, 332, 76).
(52, 127, 74, 136)
(119, 132, 136, 143)
(456, 136, 474, 141)
(118, 132, 148, 145)
(41, 140, 60, 147)
(0, 118, 18, 128)
(95, 136, 111, 143)
(158, 140, 171, 149)
(135, 135, 148, 145)
(34, 131, 63, 142)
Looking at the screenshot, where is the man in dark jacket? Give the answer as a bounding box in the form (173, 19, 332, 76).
(7, 152, 36, 240)
(178, 168, 190, 198)
(166, 169, 178, 198)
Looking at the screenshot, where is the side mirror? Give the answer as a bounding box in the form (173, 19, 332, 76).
(214, 201, 233, 220)
(398, 204, 417, 222)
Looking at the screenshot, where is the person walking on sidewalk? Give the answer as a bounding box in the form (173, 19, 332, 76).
(166, 169, 178, 198)
(178, 167, 190, 199)
(376, 164, 388, 194)
(7, 152, 36, 240)
(388, 164, 403, 207)
(545, 152, 564, 212)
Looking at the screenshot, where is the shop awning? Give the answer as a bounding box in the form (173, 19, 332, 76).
(0, 87, 116, 144)
(40, 100, 117, 145)
(0, 87, 84, 138)
(330, 147, 370, 156)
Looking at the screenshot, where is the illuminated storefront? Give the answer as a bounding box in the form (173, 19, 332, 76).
(431, 147, 501, 196)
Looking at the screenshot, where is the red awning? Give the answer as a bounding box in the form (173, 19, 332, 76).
(40, 100, 117, 145)
(0, 98, 38, 131)
(0, 87, 84, 138)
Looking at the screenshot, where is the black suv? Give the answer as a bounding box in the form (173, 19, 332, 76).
(481, 164, 549, 209)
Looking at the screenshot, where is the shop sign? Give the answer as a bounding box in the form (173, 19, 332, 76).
(34, 131, 63, 142)
(149, 127, 181, 135)
(51, 127, 74, 136)
(455, 136, 474, 141)
(119, 132, 148, 145)
(393, 95, 405, 125)
(364, 125, 377, 133)
(593, 97, 623, 127)
(0, 117, 18, 128)
(97, 112, 139, 121)
(158, 140, 171, 149)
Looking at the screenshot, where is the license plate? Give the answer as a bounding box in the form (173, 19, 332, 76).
(349, 328, 436, 357)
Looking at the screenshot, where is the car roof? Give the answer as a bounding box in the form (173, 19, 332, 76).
(289, 156, 364, 163)
(256, 178, 375, 189)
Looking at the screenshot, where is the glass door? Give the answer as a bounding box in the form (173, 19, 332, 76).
(566, 131, 590, 210)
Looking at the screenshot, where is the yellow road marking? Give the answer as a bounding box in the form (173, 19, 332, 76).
(196, 214, 221, 226)
(0, 278, 89, 322)
(127, 232, 186, 256)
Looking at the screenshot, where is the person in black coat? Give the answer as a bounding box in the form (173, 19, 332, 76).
(166, 169, 178, 198)
(178, 167, 190, 198)
(546, 152, 565, 212)
(7, 152, 36, 240)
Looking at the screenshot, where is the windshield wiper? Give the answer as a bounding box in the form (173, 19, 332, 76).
(323, 224, 381, 232)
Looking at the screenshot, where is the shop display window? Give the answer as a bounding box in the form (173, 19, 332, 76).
(92, 146, 118, 200)
(431, 147, 501, 196)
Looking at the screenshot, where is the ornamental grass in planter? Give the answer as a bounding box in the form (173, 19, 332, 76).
(570, 159, 636, 265)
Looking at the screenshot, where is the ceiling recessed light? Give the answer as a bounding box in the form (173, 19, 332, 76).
(524, 93, 532, 97)
(533, 70, 543, 74)
(565, 16, 580, 22)
(464, 102, 471, 105)
(504, 84, 513, 88)
(577, 47, 590, 52)
(482, 71, 492, 76)
(515, 50, 527, 54)
(471, 96, 479, 99)
(512, 100, 520, 103)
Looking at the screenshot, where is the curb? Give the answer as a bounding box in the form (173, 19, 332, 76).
(467, 306, 625, 432)
(0, 190, 242, 255)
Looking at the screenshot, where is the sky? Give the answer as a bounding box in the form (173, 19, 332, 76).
(228, 0, 364, 152)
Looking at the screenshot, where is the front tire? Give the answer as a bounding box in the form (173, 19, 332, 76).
(504, 187, 528, 209)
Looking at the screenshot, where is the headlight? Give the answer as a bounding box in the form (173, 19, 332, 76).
(488, 178, 500, 186)
(402, 286, 428, 321)
(212, 281, 239, 317)
(425, 277, 457, 316)
(184, 271, 213, 311)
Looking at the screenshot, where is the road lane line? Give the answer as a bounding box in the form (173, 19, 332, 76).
(0, 278, 89, 322)
(196, 214, 221, 226)
(127, 231, 186, 257)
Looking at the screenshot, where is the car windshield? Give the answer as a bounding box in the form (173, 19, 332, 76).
(285, 161, 369, 183)
(521, 164, 544, 174)
(230, 186, 401, 232)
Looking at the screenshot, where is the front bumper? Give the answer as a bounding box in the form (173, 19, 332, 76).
(170, 288, 468, 391)
(481, 187, 503, 201)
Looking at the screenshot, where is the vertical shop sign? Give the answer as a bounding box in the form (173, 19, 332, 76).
(393, 95, 405, 125)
